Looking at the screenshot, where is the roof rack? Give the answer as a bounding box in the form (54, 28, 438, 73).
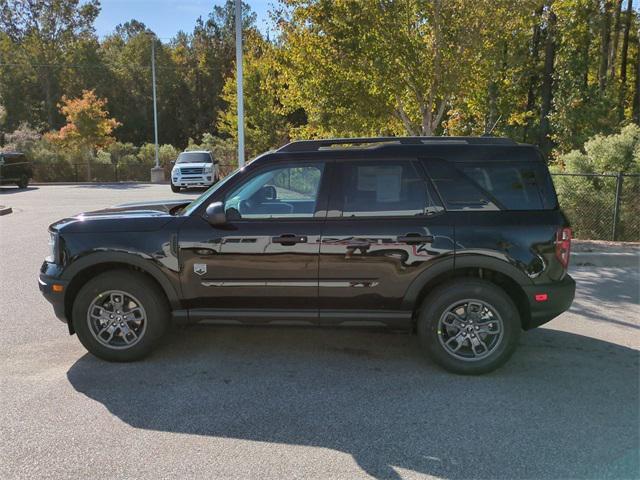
(277, 136, 516, 153)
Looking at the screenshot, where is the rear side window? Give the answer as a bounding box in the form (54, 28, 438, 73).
(336, 160, 443, 217)
(458, 163, 547, 210)
(424, 159, 556, 211)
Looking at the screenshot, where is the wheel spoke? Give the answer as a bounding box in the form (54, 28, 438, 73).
(120, 325, 137, 344)
(469, 335, 488, 356)
(476, 321, 501, 335)
(442, 312, 465, 329)
(125, 307, 144, 320)
(99, 324, 117, 343)
(445, 332, 466, 352)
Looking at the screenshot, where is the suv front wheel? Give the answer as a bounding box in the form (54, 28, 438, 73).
(417, 279, 520, 375)
(72, 270, 169, 362)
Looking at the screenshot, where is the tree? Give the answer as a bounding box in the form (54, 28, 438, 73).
(277, 0, 512, 137)
(0, 0, 100, 128)
(46, 89, 120, 180)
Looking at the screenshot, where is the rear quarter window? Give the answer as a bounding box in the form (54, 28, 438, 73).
(423, 159, 557, 211)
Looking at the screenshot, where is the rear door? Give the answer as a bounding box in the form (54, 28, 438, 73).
(318, 158, 455, 325)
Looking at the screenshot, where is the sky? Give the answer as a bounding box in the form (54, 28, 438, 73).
(94, 0, 273, 41)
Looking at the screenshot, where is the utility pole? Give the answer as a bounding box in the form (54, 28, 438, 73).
(150, 34, 164, 182)
(235, 0, 245, 168)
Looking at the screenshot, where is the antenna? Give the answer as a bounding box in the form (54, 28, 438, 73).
(484, 115, 502, 136)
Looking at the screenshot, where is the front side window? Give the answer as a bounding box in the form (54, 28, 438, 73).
(337, 160, 443, 217)
(224, 163, 324, 219)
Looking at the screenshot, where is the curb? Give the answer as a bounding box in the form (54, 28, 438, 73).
(572, 252, 639, 268)
(30, 181, 170, 186)
(0, 205, 12, 216)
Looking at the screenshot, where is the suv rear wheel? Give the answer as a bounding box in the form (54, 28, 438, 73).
(417, 279, 520, 375)
(72, 270, 169, 362)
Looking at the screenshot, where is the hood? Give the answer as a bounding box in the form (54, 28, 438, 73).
(50, 199, 194, 233)
(173, 162, 212, 169)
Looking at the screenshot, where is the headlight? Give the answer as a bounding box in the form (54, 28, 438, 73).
(47, 231, 60, 264)
(204, 165, 213, 174)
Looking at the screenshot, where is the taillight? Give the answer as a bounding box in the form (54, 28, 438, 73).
(555, 227, 572, 269)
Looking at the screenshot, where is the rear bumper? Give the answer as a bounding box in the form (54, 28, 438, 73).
(522, 274, 576, 329)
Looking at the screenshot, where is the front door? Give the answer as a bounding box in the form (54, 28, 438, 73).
(179, 160, 328, 320)
(318, 158, 454, 325)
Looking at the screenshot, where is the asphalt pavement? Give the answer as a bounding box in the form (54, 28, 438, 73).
(1, 184, 638, 480)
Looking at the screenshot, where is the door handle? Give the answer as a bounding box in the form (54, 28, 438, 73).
(272, 234, 308, 246)
(397, 233, 434, 244)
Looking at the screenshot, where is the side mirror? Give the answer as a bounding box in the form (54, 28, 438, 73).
(205, 201, 227, 226)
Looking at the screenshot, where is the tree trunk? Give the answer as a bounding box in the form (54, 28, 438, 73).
(599, 0, 612, 92)
(523, 6, 544, 142)
(609, 0, 623, 79)
(42, 67, 54, 128)
(539, 7, 556, 157)
(618, 0, 633, 118)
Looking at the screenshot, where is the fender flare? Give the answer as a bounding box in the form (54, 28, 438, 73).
(61, 251, 182, 310)
(402, 253, 533, 310)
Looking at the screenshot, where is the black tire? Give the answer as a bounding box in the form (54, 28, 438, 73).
(170, 183, 181, 193)
(417, 279, 520, 375)
(72, 270, 169, 362)
(17, 175, 29, 189)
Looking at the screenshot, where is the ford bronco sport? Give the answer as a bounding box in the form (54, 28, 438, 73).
(39, 137, 575, 374)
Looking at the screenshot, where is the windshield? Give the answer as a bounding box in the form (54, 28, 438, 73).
(180, 167, 243, 216)
(176, 152, 213, 164)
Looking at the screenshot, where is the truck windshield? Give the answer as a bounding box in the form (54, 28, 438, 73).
(176, 152, 213, 164)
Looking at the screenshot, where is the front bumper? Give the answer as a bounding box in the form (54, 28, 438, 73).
(38, 262, 69, 324)
(171, 175, 214, 187)
(522, 274, 576, 329)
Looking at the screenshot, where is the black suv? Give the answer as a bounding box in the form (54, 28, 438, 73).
(39, 137, 575, 374)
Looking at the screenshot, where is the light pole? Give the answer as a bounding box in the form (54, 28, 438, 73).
(235, 0, 245, 168)
(150, 34, 164, 182)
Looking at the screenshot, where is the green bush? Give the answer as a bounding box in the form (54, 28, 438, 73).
(554, 124, 640, 241)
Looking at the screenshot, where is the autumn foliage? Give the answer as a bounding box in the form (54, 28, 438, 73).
(46, 90, 120, 151)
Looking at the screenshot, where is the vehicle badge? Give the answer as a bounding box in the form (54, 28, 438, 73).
(194, 263, 207, 276)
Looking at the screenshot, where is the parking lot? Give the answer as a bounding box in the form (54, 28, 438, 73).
(1, 184, 638, 479)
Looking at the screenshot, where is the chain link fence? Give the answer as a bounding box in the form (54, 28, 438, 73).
(31, 162, 238, 183)
(552, 172, 639, 242)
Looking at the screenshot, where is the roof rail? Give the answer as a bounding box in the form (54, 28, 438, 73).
(277, 136, 516, 153)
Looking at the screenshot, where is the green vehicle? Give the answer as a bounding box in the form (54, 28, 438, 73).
(0, 152, 32, 189)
